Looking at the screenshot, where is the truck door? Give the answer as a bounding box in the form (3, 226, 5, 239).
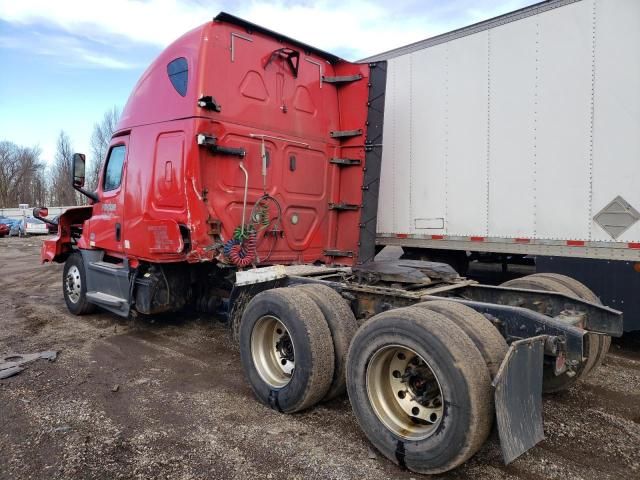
(91, 138, 128, 254)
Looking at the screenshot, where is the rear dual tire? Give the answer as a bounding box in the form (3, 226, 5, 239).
(413, 301, 507, 379)
(347, 306, 494, 474)
(295, 284, 358, 401)
(239, 288, 335, 413)
(241, 291, 498, 473)
(239, 284, 359, 412)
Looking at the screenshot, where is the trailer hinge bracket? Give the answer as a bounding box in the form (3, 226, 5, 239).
(329, 129, 363, 139)
(197, 133, 246, 158)
(323, 249, 354, 258)
(206, 217, 221, 236)
(322, 74, 363, 84)
(330, 157, 361, 166)
(197, 95, 222, 112)
(329, 202, 360, 211)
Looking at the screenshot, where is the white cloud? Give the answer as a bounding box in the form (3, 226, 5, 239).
(74, 51, 136, 69)
(0, 30, 138, 69)
(0, 0, 216, 47)
(0, 0, 537, 60)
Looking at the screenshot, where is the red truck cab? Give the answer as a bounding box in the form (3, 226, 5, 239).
(44, 13, 372, 269)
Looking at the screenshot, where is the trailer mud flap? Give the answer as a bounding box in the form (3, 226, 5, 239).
(493, 336, 546, 464)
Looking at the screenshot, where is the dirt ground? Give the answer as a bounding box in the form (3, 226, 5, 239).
(1, 238, 639, 480)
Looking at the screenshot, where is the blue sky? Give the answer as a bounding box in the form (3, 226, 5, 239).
(0, 0, 536, 165)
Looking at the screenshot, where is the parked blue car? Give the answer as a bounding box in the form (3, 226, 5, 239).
(0, 216, 24, 236)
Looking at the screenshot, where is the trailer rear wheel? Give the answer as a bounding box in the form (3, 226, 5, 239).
(62, 253, 96, 315)
(346, 307, 493, 474)
(239, 288, 335, 413)
(501, 274, 605, 392)
(294, 284, 358, 401)
(526, 273, 611, 370)
(414, 301, 508, 379)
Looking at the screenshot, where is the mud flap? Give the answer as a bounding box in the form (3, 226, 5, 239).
(493, 335, 546, 464)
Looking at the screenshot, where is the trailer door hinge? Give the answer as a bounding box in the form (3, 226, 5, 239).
(329, 202, 360, 211)
(329, 157, 361, 166)
(197, 133, 246, 158)
(323, 249, 354, 258)
(329, 129, 363, 139)
(322, 74, 363, 84)
(197, 95, 222, 112)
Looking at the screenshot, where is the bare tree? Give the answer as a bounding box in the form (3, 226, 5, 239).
(0, 141, 46, 208)
(88, 106, 121, 190)
(49, 131, 81, 206)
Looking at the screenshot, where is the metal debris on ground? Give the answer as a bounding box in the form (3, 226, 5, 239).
(0, 351, 58, 379)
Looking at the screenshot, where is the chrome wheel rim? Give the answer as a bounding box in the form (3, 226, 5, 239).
(251, 315, 295, 388)
(366, 345, 444, 440)
(65, 265, 82, 304)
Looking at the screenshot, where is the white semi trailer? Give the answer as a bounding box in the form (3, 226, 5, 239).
(365, 0, 640, 330)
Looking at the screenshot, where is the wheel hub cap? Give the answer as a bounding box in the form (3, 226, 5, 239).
(251, 315, 295, 388)
(366, 345, 444, 440)
(65, 265, 81, 304)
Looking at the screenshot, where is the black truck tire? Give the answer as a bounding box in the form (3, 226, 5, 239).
(414, 300, 508, 379)
(528, 273, 611, 369)
(501, 274, 602, 392)
(295, 284, 358, 401)
(62, 253, 96, 315)
(346, 306, 493, 474)
(239, 288, 335, 413)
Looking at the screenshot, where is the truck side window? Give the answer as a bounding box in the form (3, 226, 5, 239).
(103, 145, 126, 191)
(167, 57, 188, 96)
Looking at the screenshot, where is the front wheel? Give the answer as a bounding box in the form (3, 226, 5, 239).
(62, 253, 95, 315)
(347, 306, 493, 474)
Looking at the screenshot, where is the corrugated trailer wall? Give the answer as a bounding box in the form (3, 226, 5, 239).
(377, 0, 640, 247)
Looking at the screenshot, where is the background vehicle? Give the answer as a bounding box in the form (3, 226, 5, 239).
(23, 217, 49, 235)
(363, 0, 640, 331)
(37, 5, 623, 475)
(0, 215, 23, 236)
(0, 223, 9, 237)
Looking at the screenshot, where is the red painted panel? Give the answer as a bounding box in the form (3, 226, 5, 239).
(85, 137, 129, 255)
(153, 133, 185, 210)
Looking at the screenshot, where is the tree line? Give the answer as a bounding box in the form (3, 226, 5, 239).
(0, 106, 120, 209)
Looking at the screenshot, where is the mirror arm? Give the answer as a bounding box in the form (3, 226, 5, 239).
(73, 184, 99, 202)
(36, 215, 57, 226)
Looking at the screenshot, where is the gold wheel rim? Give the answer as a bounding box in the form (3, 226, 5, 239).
(366, 345, 444, 440)
(251, 315, 295, 388)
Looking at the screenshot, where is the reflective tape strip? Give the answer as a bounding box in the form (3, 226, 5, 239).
(379, 233, 640, 250)
(566, 240, 585, 247)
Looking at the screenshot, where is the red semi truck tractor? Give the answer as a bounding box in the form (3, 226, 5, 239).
(38, 12, 622, 475)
